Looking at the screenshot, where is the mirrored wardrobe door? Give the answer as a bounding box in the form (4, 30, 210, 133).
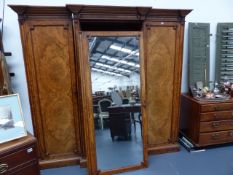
(83, 32, 147, 175)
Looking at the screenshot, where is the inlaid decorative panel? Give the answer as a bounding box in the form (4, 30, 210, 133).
(29, 24, 78, 158)
(146, 25, 176, 146)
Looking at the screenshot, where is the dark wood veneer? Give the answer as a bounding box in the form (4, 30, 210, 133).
(0, 135, 40, 175)
(180, 94, 233, 147)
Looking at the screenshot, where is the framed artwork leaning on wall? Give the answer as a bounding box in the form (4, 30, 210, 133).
(0, 94, 27, 143)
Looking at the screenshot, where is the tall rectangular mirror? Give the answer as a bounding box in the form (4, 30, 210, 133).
(84, 32, 147, 174)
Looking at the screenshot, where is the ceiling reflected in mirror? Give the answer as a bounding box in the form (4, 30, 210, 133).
(89, 36, 140, 78)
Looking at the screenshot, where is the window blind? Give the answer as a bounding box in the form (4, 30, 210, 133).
(188, 23, 210, 86)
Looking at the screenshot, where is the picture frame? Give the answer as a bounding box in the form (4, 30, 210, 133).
(0, 94, 27, 143)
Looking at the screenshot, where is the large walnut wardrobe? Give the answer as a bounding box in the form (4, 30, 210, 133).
(10, 5, 191, 169)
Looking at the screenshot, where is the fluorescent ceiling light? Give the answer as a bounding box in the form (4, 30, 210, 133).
(96, 62, 131, 73)
(110, 45, 132, 54)
(110, 45, 139, 57)
(101, 55, 140, 68)
(91, 68, 123, 77)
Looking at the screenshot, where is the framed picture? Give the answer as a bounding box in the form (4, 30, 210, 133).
(0, 94, 27, 143)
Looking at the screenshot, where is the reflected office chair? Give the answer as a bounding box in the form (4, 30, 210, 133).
(131, 112, 142, 136)
(98, 99, 112, 130)
(122, 98, 129, 104)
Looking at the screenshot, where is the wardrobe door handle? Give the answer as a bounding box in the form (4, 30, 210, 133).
(0, 163, 8, 174)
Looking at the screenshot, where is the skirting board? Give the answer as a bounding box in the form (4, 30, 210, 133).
(148, 143, 180, 155)
(39, 156, 81, 169)
(80, 158, 87, 168)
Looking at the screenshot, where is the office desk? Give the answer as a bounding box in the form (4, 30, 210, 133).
(108, 104, 141, 140)
(108, 104, 141, 113)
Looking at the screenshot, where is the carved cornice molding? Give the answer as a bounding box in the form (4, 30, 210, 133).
(9, 5, 192, 23)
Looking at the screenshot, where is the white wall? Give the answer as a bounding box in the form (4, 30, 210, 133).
(91, 72, 120, 93)
(2, 0, 233, 133)
(91, 72, 140, 93)
(117, 73, 140, 88)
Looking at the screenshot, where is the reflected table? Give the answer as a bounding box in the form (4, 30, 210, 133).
(108, 104, 141, 141)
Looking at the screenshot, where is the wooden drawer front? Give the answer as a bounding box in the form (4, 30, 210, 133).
(200, 111, 233, 121)
(0, 145, 36, 172)
(199, 130, 233, 146)
(200, 103, 233, 112)
(200, 120, 233, 132)
(8, 160, 39, 175)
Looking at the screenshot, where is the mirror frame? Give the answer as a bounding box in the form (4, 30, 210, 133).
(81, 31, 148, 175)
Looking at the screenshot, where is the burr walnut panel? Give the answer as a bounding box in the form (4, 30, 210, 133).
(19, 19, 82, 168)
(30, 25, 77, 157)
(146, 25, 176, 146)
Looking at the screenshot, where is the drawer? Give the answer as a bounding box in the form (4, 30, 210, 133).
(200, 103, 233, 112)
(199, 130, 233, 146)
(7, 160, 39, 175)
(0, 145, 36, 172)
(200, 111, 233, 121)
(200, 120, 233, 132)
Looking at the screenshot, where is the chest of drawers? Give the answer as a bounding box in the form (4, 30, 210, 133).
(0, 135, 40, 175)
(180, 94, 233, 147)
